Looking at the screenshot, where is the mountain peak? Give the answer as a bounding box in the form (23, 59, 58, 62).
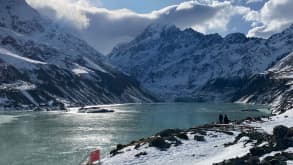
(0, 0, 46, 34)
(224, 33, 248, 44)
(131, 23, 180, 43)
(183, 28, 204, 37)
(144, 23, 179, 34)
(109, 22, 293, 101)
(0, 0, 26, 5)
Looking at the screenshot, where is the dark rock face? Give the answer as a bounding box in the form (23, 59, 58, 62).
(274, 125, 289, 140)
(250, 147, 271, 157)
(110, 144, 126, 157)
(149, 137, 171, 150)
(175, 133, 189, 140)
(194, 135, 205, 141)
(135, 152, 147, 158)
(116, 144, 126, 150)
(272, 125, 293, 150)
(234, 52, 293, 113)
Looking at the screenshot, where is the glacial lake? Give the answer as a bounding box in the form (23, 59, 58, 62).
(0, 103, 269, 165)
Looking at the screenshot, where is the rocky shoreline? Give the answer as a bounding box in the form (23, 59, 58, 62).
(100, 110, 293, 165)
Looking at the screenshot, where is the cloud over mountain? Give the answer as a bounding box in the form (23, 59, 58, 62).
(26, 0, 293, 53)
(27, 0, 251, 53)
(246, 0, 293, 38)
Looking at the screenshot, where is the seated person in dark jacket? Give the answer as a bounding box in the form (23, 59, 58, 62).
(224, 115, 229, 124)
(219, 114, 223, 124)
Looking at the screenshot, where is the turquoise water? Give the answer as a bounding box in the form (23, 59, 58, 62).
(0, 103, 269, 165)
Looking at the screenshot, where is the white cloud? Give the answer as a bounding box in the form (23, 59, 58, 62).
(246, 0, 293, 38)
(26, 0, 97, 29)
(246, 0, 264, 4)
(27, 0, 251, 54)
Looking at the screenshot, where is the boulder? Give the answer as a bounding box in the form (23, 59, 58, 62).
(134, 143, 141, 150)
(109, 144, 126, 156)
(194, 135, 205, 141)
(156, 129, 181, 137)
(273, 126, 293, 149)
(287, 127, 293, 137)
(135, 152, 147, 158)
(175, 133, 188, 140)
(149, 137, 171, 150)
(250, 146, 270, 156)
(116, 144, 126, 150)
(273, 125, 289, 140)
(165, 136, 182, 146)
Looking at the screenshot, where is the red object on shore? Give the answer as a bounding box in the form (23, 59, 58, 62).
(90, 149, 100, 164)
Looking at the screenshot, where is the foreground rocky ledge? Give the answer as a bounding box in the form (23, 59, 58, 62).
(97, 109, 293, 165)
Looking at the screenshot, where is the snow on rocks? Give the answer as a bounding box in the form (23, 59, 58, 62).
(101, 109, 293, 165)
(71, 63, 92, 75)
(0, 80, 36, 90)
(101, 124, 256, 165)
(246, 109, 293, 135)
(103, 131, 240, 165)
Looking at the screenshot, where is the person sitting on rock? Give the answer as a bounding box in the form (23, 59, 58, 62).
(224, 115, 229, 124)
(219, 114, 223, 124)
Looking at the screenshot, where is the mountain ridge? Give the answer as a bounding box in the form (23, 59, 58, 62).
(234, 52, 293, 113)
(108, 23, 293, 106)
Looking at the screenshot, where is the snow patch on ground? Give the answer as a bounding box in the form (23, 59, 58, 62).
(195, 136, 253, 165)
(102, 132, 247, 165)
(72, 68, 89, 75)
(247, 109, 293, 134)
(72, 63, 92, 75)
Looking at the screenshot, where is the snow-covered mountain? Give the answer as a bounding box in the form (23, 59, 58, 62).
(0, 0, 154, 110)
(234, 52, 293, 113)
(108, 24, 293, 102)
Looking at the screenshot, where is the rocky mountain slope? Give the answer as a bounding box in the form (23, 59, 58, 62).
(0, 0, 154, 110)
(234, 52, 293, 113)
(108, 24, 293, 102)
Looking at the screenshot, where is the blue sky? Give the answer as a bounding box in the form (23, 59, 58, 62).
(98, 0, 186, 13)
(27, 0, 293, 53)
(98, 0, 266, 12)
